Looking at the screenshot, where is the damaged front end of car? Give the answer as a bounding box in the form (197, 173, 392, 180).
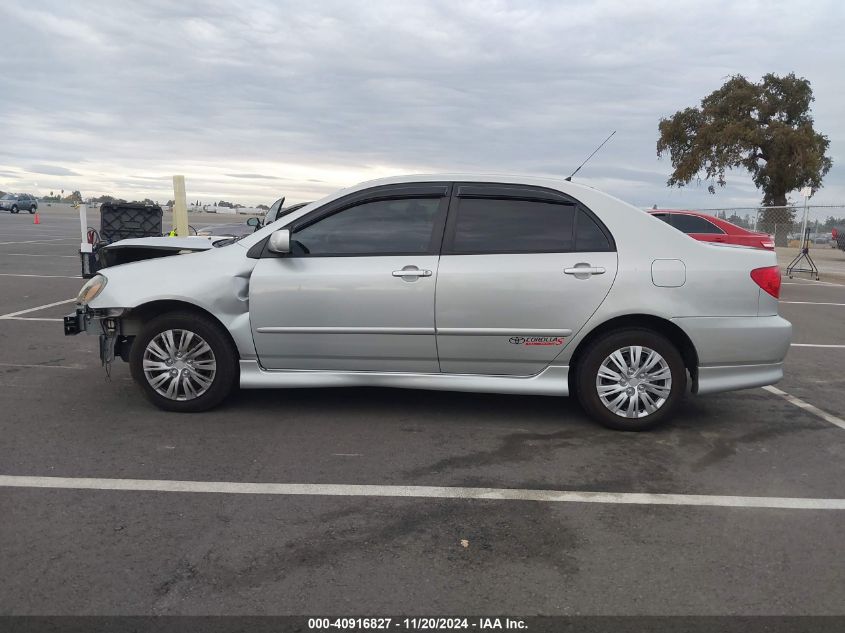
(63, 274, 134, 366)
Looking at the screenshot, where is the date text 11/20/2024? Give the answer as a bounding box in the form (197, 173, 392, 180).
(307, 617, 528, 630)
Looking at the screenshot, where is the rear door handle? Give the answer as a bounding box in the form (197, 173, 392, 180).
(564, 266, 606, 275)
(392, 268, 432, 277)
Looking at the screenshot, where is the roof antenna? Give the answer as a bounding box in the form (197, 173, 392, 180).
(565, 130, 616, 181)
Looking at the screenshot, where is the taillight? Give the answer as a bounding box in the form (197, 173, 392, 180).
(760, 239, 775, 249)
(751, 266, 781, 299)
(833, 228, 839, 239)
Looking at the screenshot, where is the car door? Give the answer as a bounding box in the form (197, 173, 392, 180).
(249, 183, 450, 372)
(669, 213, 727, 244)
(435, 183, 618, 375)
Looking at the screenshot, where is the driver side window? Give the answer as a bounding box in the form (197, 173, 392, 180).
(292, 197, 443, 256)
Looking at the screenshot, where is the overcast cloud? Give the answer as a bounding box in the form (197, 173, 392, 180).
(0, 0, 842, 216)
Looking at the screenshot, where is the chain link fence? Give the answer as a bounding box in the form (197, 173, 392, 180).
(679, 205, 845, 247)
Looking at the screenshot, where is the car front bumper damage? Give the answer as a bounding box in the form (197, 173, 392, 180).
(64, 306, 132, 365)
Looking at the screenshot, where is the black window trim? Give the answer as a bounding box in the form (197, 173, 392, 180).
(441, 182, 616, 255)
(249, 182, 452, 259)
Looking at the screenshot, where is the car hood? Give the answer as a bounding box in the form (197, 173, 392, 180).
(89, 240, 257, 313)
(102, 236, 226, 251)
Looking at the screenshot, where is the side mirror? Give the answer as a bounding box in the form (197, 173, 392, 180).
(267, 229, 291, 254)
(246, 217, 260, 227)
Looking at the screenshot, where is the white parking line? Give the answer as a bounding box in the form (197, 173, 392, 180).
(0, 235, 74, 240)
(0, 475, 843, 510)
(0, 317, 64, 322)
(0, 238, 76, 245)
(781, 301, 845, 306)
(0, 273, 81, 279)
(7, 253, 78, 258)
(782, 280, 845, 287)
(791, 343, 845, 349)
(0, 362, 83, 370)
(763, 385, 845, 431)
(0, 298, 75, 319)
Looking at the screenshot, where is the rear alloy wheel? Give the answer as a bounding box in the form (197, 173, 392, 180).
(28, 206, 36, 214)
(576, 329, 686, 431)
(130, 311, 238, 412)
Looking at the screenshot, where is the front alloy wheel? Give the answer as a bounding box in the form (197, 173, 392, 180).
(142, 329, 217, 401)
(130, 311, 238, 412)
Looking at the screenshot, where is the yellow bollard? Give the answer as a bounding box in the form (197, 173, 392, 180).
(172, 175, 189, 237)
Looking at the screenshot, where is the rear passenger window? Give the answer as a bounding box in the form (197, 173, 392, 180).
(450, 198, 575, 253)
(575, 209, 613, 251)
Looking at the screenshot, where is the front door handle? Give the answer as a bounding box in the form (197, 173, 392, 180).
(564, 266, 606, 276)
(392, 268, 432, 278)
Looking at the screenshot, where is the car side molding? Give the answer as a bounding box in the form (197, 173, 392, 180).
(238, 360, 570, 396)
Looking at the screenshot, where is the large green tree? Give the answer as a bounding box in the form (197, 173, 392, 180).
(657, 73, 832, 213)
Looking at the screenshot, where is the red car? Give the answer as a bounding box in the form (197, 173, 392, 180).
(649, 210, 775, 250)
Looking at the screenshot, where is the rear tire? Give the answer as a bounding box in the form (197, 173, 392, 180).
(28, 206, 35, 214)
(129, 311, 238, 412)
(575, 328, 686, 431)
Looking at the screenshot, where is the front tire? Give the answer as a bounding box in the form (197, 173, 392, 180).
(129, 311, 238, 412)
(10, 205, 18, 214)
(575, 328, 686, 431)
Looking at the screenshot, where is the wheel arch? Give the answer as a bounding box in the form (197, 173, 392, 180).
(567, 314, 700, 393)
(122, 299, 239, 354)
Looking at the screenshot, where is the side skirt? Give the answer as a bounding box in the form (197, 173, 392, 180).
(239, 361, 570, 396)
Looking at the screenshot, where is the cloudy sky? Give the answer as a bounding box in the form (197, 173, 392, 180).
(1, 0, 843, 217)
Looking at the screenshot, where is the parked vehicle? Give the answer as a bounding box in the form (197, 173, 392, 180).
(97, 236, 227, 267)
(833, 227, 845, 252)
(196, 199, 311, 237)
(0, 193, 38, 213)
(649, 210, 774, 250)
(63, 175, 791, 430)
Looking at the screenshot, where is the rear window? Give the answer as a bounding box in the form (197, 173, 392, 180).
(450, 198, 575, 253)
(670, 214, 725, 234)
(575, 209, 613, 251)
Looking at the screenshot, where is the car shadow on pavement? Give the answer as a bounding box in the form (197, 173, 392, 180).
(227, 385, 594, 431)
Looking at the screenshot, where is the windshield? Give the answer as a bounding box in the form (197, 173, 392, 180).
(1, 194, 14, 200)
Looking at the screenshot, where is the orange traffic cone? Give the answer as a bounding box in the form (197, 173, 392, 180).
(33, 212, 40, 225)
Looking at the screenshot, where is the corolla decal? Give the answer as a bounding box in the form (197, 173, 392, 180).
(508, 336, 565, 346)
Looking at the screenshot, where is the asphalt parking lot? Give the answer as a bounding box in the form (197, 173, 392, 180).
(1, 207, 844, 617)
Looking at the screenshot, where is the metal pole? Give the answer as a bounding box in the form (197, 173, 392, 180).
(800, 196, 810, 250)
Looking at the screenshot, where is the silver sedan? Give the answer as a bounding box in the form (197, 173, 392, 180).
(65, 174, 791, 430)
